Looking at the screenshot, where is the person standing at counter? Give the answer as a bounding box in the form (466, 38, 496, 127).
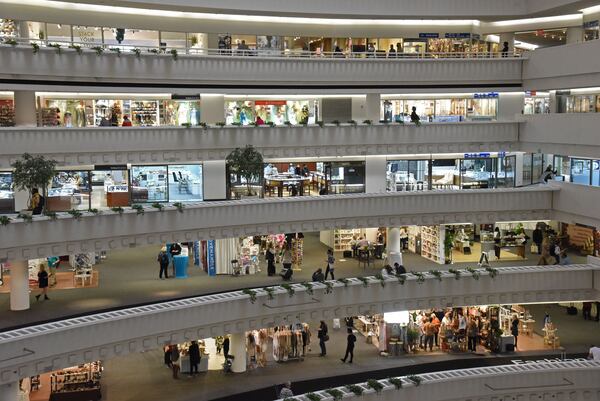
(493, 227, 502, 260)
(170, 243, 182, 276)
(188, 340, 201, 375)
(266, 246, 276, 276)
(302, 164, 310, 177)
(157, 248, 169, 279)
(511, 315, 520, 350)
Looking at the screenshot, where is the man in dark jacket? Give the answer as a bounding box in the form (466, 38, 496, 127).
(341, 328, 357, 363)
(158, 250, 169, 279)
(188, 340, 201, 375)
(532, 228, 543, 255)
(169, 243, 182, 276)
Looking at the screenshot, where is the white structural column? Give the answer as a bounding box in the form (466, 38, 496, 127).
(387, 227, 400, 254)
(10, 260, 30, 311)
(365, 93, 381, 122)
(200, 94, 225, 124)
(365, 156, 387, 193)
(566, 26, 584, 44)
(13, 90, 37, 127)
(202, 160, 227, 200)
(0, 381, 19, 401)
(499, 33, 515, 55)
(498, 92, 524, 120)
(229, 333, 247, 373)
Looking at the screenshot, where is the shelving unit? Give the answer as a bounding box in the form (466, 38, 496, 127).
(0, 100, 14, 127)
(50, 361, 102, 400)
(420, 225, 444, 264)
(39, 107, 61, 127)
(331, 228, 364, 252)
(128, 100, 159, 126)
(292, 237, 303, 269)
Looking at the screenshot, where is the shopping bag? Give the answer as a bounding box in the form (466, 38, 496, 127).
(530, 244, 538, 254)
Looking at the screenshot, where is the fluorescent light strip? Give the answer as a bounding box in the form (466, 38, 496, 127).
(580, 5, 600, 15)
(489, 14, 582, 27)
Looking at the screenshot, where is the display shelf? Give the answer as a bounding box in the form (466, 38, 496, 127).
(420, 225, 444, 263)
(40, 107, 61, 127)
(332, 228, 364, 252)
(50, 361, 102, 394)
(0, 100, 14, 127)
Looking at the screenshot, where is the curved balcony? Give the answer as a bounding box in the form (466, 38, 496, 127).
(0, 264, 597, 385)
(0, 187, 555, 260)
(0, 121, 520, 168)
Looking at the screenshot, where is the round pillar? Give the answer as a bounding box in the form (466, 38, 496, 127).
(14, 91, 37, 127)
(10, 260, 30, 311)
(387, 227, 400, 254)
(229, 333, 247, 373)
(0, 381, 19, 401)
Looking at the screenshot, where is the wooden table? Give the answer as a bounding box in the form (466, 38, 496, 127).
(265, 175, 311, 197)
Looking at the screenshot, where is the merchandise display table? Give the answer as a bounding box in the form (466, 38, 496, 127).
(180, 354, 209, 373)
(265, 175, 311, 197)
(174, 255, 189, 278)
(49, 388, 101, 401)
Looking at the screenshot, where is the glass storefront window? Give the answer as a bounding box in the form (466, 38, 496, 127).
(553, 155, 570, 182)
(232, 34, 256, 54)
(571, 159, 591, 185)
(434, 99, 466, 122)
(584, 21, 599, 41)
(286, 100, 314, 124)
(405, 100, 435, 122)
(522, 154, 532, 185)
(328, 161, 365, 194)
(91, 168, 129, 208)
(593, 160, 600, 187)
(460, 158, 495, 189)
(403, 40, 426, 55)
(524, 97, 550, 114)
(48, 171, 91, 211)
(160, 31, 186, 50)
(254, 101, 286, 125)
(187, 33, 207, 54)
(73, 26, 102, 47)
(257, 35, 281, 56)
(94, 99, 124, 126)
(46, 23, 71, 43)
(386, 160, 429, 191)
(168, 165, 203, 201)
(0, 172, 14, 213)
(225, 101, 255, 125)
(531, 153, 543, 184)
(131, 165, 168, 202)
(23, 21, 46, 41)
(467, 98, 497, 120)
(162, 100, 201, 126)
(44, 99, 94, 127)
(496, 156, 516, 188)
(376, 38, 402, 55)
(431, 159, 458, 189)
(103, 28, 158, 49)
(565, 95, 597, 113)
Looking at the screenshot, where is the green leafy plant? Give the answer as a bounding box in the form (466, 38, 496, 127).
(198, 122, 208, 130)
(316, 120, 325, 128)
(300, 121, 308, 126)
(388, 377, 403, 389)
(444, 229, 455, 264)
(48, 43, 61, 53)
(301, 282, 313, 295)
(180, 122, 192, 128)
(68, 44, 82, 54)
(305, 393, 322, 401)
(131, 204, 145, 215)
(407, 375, 422, 386)
(411, 271, 425, 284)
(248, 121, 257, 127)
(151, 202, 165, 212)
(429, 269, 443, 282)
(11, 153, 57, 214)
(362, 119, 373, 125)
(331, 120, 341, 126)
(5, 38, 17, 46)
(263, 286, 275, 300)
(242, 288, 257, 303)
(132, 48, 141, 58)
(337, 278, 349, 287)
(485, 266, 498, 279)
(374, 273, 386, 288)
(284, 121, 292, 126)
(88, 208, 101, 215)
(110, 206, 124, 215)
(31, 42, 40, 54)
(367, 379, 384, 394)
(226, 145, 264, 196)
(172, 202, 185, 213)
(347, 119, 357, 126)
(466, 267, 480, 280)
(147, 48, 158, 54)
(265, 121, 275, 127)
(215, 121, 226, 127)
(448, 268, 461, 280)
(325, 389, 343, 401)
(43, 211, 57, 220)
(91, 46, 104, 56)
(109, 47, 121, 57)
(345, 384, 364, 396)
(170, 48, 178, 60)
(281, 283, 295, 297)
(357, 276, 369, 288)
(67, 209, 83, 220)
(0, 216, 11, 226)
(323, 281, 334, 294)
(395, 273, 406, 285)
(17, 213, 33, 223)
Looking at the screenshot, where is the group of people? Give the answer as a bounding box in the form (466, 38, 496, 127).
(156, 243, 182, 279)
(163, 341, 202, 379)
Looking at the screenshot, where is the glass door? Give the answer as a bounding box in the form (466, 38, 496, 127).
(460, 158, 495, 189)
(496, 155, 515, 188)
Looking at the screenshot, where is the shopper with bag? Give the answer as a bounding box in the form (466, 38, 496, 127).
(318, 320, 329, 356)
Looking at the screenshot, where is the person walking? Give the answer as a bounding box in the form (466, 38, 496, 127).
(467, 317, 479, 352)
(188, 340, 201, 375)
(266, 246, 276, 276)
(157, 248, 169, 279)
(511, 315, 520, 350)
(35, 264, 49, 301)
(318, 320, 328, 356)
(325, 249, 335, 280)
(170, 345, 181, 379)
(341, 328, 357, 363)
(410, 106, 420, 124)
(501, 41, 509, 57)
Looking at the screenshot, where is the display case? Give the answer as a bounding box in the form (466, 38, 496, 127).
(420, 225, 444, 264)
(0, 99, 14, 127)
(49, 361, 102, 401)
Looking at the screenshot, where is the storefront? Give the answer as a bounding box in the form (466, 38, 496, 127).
(523, 92, 550, 114)
(47, 170, 91, 211)
(584, 20, 599, 41)
(225, 98, 318, 126)
(131, 164, 203, 203)
(0, 171, 14, 213)
(0, 94, 15, 127)
(556, 90, 600, 113)
(91, 165, 130, 208)
(26, 361, 102, 401)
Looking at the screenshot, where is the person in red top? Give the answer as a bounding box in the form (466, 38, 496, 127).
(121, 115, 133, 127)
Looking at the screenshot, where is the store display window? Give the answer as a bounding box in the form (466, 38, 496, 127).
(553, 155, 570, 182)
(467, 98, 497, 120)
(0, 172, 14, 213)
(496, 155, 516, 188)
(522, 153, 533, 185)
(103, 28, 158, 48)
(162, 100, 201, 126)
(283, 36, 310, 54)
(73, 26, 102, 46)
(376, 38, 403, 54)
(0, 19, 17, 39)
(571, 159, 592, 185)
(254, 100, 286, 125)
(593, 160, 600, 187)
(232, 34, 256, 55)
(531, 153, 544, 184)
(565, 95, 597, 113)
(460, 157, 495, 189)
(0, 98, 15, 127)
(46, 23, 71, 43)
(405, 100, 435, 122)
(584, 20, 599, 41)
(403, 39, 427, 55)
(48, 171, 91, 211)
(160, 31, 186, 50)
(127, 100, 159, 126)
(91, 167, 129, 208)
(225, 101, 255, 125)
(431, 159, 459, 189)
(22, 21, 46, 41)
(524, 96, 550, 114)
(43, 98, 94, 127)
(286, 100, 315, 124)
(328, 161, 365, 194)
(188, 33, 207, 54)
(131, 165, 168, 202)
(386, 160, 429, 191)
(257, 35, 281, 56)
(434, 99, 466, 122)
(168, 165, 203, 202)
(94, 99, 123, 126)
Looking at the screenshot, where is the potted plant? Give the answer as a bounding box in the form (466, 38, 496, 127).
(366, 379, 383, 394)
(226, 145, 264, 197)
(242, 288, 257, 303)
(444, 230, 455, 264)
(387, 377, 403, 389)
(11, 153, 57, 215)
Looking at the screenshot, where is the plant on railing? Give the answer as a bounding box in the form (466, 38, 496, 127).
(170, 49, 178, 60)
(347, 119, 357, 126)
(388, 377, 403, 389)
(325, 389, 343, 401)
(357, 276, 369, 288)
(406, 375, 422, 386)
(362, 119, 372, 125)
(485, 266, 498, 279)
(172, 202, 185, 213)
(284, 121, 292, 126)
(198, 122, 208, 130)
(48, 43, 61, 54)
(466, 267, 480, 280)
(88, 208, 101, 215)
(5, 38, 17, 46)
(345, 384, 364, 396)
(91, 46, 104, 56)
(265, 121, 275, 127)
(281, 283, 295, 297)
(367, 379, 384, 394)
(131, 204, 145, 215)
(147, 48, 158, 54)
(151, 202, 164, 212)
(31, 42, 40, 54)
(301, 282, 313, 295)
(248, 121, 257, 127)
(109, 47, 121, 57)
(242, 288, 257, 304)
(261, 286, 275, 300)
(68, 44, 82, 55)
(110, 206, 124, 215)
(231, 122, 242, 127)
(181, 122, 191, 128)
(43, 211, 57, 221)
(411, 271, 426, 284)
(316, 121, 325, 128)
(67, 209, 83, 220)
(331, 120, 341, 126)
(374, 273, 386, 288)
(132, 48, 141, 58)
(448, 268, 461, 280)
(429, 269, 443, 282)
(305, 393, 322, 401)
(300, 121, 308, 127)
(215, 121, 226, 127)
(0, 216, 11, 226)
(337, 278, 349, 287)
(323, 281, 334, 294)
(395, 273, 406, 285)
(380, 119, 390, 124)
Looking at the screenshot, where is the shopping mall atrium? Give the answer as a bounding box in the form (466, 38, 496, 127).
(1, 0, 600, 400)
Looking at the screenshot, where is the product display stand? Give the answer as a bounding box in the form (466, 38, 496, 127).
(174, 255, 189, 278)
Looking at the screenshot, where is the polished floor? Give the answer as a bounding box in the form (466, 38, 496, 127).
(0, 232, 587, 330)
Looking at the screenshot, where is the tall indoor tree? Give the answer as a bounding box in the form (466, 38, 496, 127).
(11, 153, 58, 213)
(226, 145, 264, 197)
